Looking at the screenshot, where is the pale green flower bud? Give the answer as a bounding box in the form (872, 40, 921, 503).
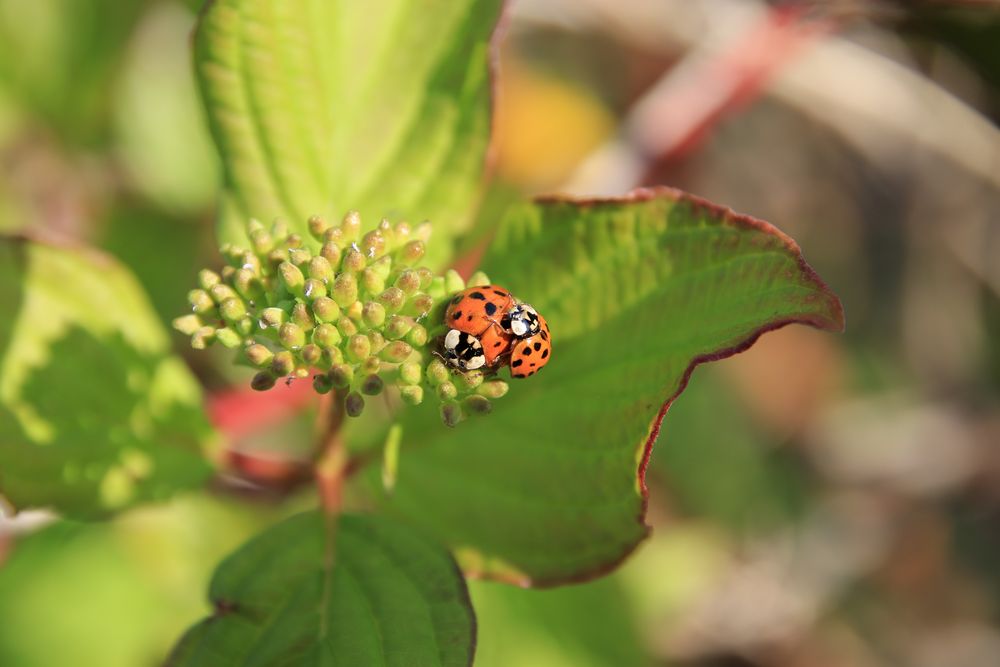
(347, 334, 371, 362)
(332, 273, 358, 307)
(312, 296, 340, 323)
(279, 323, 306, 349)
(362, 302, 386, 329)
(399, 385, 423, 405)
(246, 343, 273, 368)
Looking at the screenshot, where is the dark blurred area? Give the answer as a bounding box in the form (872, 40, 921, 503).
(1, 0, 999, 665)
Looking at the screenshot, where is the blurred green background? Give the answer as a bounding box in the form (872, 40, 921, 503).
(1, 0, 999, 665)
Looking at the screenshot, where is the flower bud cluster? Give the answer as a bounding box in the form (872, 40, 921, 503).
(174, 212, 508, 425)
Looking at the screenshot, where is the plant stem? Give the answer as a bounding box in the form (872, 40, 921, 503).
(315, 390, 347, 515)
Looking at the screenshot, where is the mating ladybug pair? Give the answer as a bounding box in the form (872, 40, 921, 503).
(441, 285, 551, 378)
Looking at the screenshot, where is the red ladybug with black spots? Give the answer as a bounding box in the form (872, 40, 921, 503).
(443, 285, 552, 377)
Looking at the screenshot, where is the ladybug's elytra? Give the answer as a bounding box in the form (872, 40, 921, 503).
(441, 284, 552, 377)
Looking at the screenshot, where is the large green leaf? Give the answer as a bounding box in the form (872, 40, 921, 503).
(168, 511, 476, 666)
(194, 0, 502, 266)
(362, 187, 844, 585)
(0, 237, 215, 517)
(0, 0, 147, 145)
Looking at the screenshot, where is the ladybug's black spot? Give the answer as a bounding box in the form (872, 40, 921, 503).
(541, 349, 548, 359)
(467, 315, 473, 322)
(492, 289, 507, 297)
(533, 342, 541, 351)
(541, 330, 549, 340)
(523, 347, 532, 357)
(484, 302, 497, 316)
(493, 341, 501, 348)
(469, 291, 486, 300)
(511, 359, 523, 368)
(452, 311, 462, 320)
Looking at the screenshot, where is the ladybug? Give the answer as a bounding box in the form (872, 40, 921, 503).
(445, 285, 514, 335)
(445, 285, 516, 366)
(504, 303, 540, 338)
(509, 312, 551, 378)
(442, 328, 486, 370)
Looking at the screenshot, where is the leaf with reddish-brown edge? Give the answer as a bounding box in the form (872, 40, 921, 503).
(359, 187, 843, 586)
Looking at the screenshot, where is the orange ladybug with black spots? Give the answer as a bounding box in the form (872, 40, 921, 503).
(509, 311, 551, 378)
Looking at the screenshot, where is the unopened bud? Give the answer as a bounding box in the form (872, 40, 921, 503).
(191, 326, 215, 349)
(301, 344, 322, 366)
(467, 271, 490, 288)
(320, 241, 341, 267)
(307, 215, 330, 240)
(219, 297, 246, 322)
(399, 385, 423, 405)
(173, 314, 201, 336)
(347, 334, 371, 362)
(362, 302, 386, 328)
(427, 359, 450, 385)
(328, 363, 354, 388)
(378, 287, 405, 312)
(291, 303, 314, 331)
(444, 269, 465, 295)
(312, 296, 340, 323)
(360, 374, 384, 396)
(286, 233, 303, 249)
(394, 270, 420, 295)
(336, 316, 358, 338)
(345, 390, 365, 417)
(261, 307, 286, 328)
(246, 343, 273, 368)
(251, 372, 276, 391)
(362, 354, 382, 375)
(360, 267, 385, 295)
(360, 230, 385, 258)
(279, 323, 306, 349)
(209, 283, 239, 305)
(279, 262, 305, 298)
(216, 327, 241, 348)
(188, 289, 214, 314)
(464, 395, 492, 415)
(312, 323, 341, 349)
(271, 351, 296, 376)
(405, 324, 427, 347)
(342, 248, 366, 273)
(405, 293, 433, 318)
(398, 240, 425, 266)
(198, 269, 221, 290)
(308, 256, 334, 283)
(477, 380, 509, 399)
(379, 340, 412, 362)
(437, 381, 458, 401)
(456, 369, 484, 390)
(399, 362, 422, 385)
(312, 373, 333, 394)
(250, 229, 274, 255)
(440, 401, 462, 427)
(341, 211, 361, 241)
(303, 279, 327, 301)
(332, 273, 358, 307)
(382, 314, 414, 340)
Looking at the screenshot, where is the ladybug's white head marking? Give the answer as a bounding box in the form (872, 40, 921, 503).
(507, 303, 540, 338)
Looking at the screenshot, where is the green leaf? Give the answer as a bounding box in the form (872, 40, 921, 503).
(0, 237, 216, 517)
(168, 511, 476, 667)
(361, 187, 844, 585)
(0, 0, 147, 145)
(194, 0, 502, 266)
